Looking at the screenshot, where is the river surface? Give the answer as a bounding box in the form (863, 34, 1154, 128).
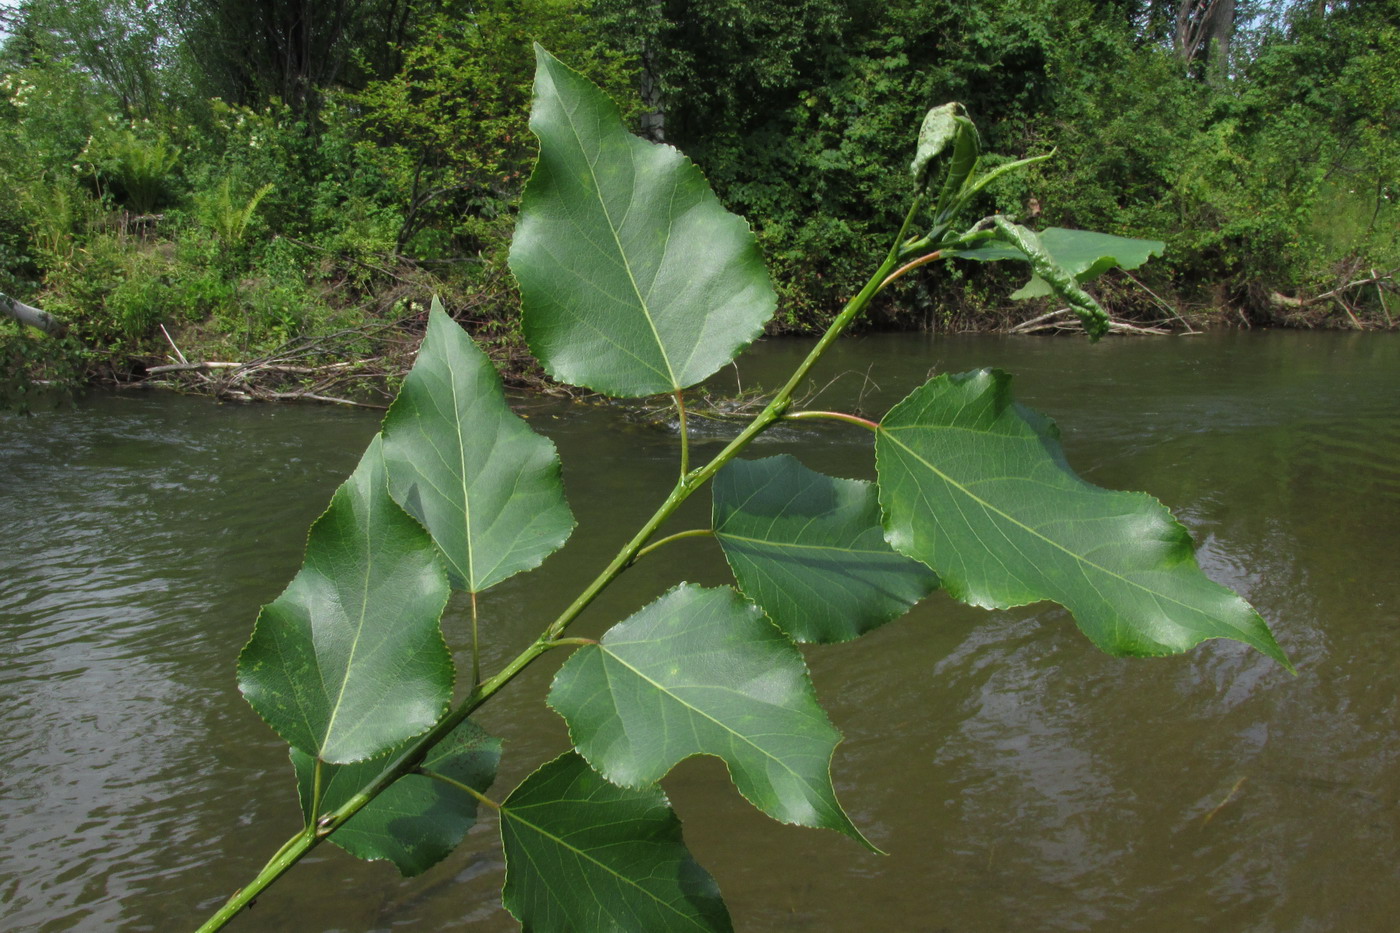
(2, 331, 1397, 932)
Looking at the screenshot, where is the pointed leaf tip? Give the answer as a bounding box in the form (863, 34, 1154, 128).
(549, 584, 878, 851)
(238, 436, 454, 764)
(381, 309, 574, 594)
(511, 48, 775, 396)
(876, 369, 1291, 668)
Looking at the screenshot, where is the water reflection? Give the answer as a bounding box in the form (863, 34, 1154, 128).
(1, 331, 1396, 931)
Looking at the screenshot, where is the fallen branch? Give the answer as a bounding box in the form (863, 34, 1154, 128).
(1008, 308, 1170, 336)
(1, 292, 68, 336)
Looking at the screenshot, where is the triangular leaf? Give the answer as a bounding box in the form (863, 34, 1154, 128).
(238, 437, 454, 763)
(501, 752, 732, 933)
(510, 45, 776, 397)
(875, 369, 1291, 668)
(292, 719, 501, 876)
(381, 306, 574, 593)
(713, 455, 939, 643)
(548, 584, 874, 849)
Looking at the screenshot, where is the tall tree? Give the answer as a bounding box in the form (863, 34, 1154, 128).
(1174, 0, 1237, 80)
(172, 0, 431, 114)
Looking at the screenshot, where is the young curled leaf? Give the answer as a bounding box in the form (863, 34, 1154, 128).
(910, 102, 966, 189)
(992, 217, 1110, 339)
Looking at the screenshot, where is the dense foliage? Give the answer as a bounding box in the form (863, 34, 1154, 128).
(0, 0, 1395, 401)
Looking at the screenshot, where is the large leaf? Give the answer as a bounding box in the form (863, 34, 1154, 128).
(1009, 227, 1165, 299)
(291, 719, 501, 876)
(548, 584, 872, 848)
(875, 369, 1291, 668)
(510, 45, 775, 397)
(712, 455, 939, 643)
(501, 752, 731, 932)
(381, 306, 573, 593)
(949, 227, 1163, 282)
(238, 437, 454, 763)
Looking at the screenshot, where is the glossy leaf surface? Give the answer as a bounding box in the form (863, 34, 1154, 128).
(381, 307, 573, 593)
(238, 437, 454, 763)
(549, 584, 872, 847)
(713, 455, 939, 643)
(510, 45, 775, 396)
(500, 752, 732, 933)
(876, 369, 1290, 667)
(291, 719, 501, 876)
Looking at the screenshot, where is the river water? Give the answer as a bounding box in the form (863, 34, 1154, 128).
(2, 331, 1397, 932)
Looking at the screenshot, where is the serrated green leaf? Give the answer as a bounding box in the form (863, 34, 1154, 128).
(381, 307, 574, 593)
(501, 752, 732, 933)
(713, 455, 939, 644)
(1008, 227, 1166, 299)
(548, 584, 874, 849)
(510, 45, 775, 397)
(291, 719, 501, 876)
(875, 369, 1292, 669)
(238, 437, 454, 763)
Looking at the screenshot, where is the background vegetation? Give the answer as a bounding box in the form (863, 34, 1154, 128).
(0, 0, 1395, 399)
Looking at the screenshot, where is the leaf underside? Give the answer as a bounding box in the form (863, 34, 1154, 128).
(876, 369, 1290, 668)
(548, 584, 873, 849)
(948, 227, 1165, 299)
(381, 307, 574, 593)
(1009, 227, 1165, 299)
(510, 45, 775, 397)
(238, 436, 454, 764)
(501, 752, 733, 933)
(292, 718, 501, 876)
(713, 455, 939, 643)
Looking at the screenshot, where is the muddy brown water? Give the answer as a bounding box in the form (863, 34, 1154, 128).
(2, 331, 1397, 931)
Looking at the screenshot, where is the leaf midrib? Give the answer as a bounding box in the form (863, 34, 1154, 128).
(879, 425, 1213, 620)
(558, 81, 679, 391)
(503, 806, 711, 928)
(715, 530, 902, 558)
(596, 642, 823, 796)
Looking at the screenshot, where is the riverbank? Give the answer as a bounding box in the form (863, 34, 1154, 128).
(6, 258, 1397, 412)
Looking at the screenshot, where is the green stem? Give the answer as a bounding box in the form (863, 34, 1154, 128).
(674, 389, 689, 479)
(418, 768, 502, 811)
(470, 591, 480, 687)
(632, 528, 714, 563)
(309, 758, 323, 830)
(545, 637, 598, 648)
(195, 642, 549, 933)
(784, 410, 879, 432)
(197, 193, 926, 933)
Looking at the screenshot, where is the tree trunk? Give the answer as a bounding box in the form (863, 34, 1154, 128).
(1, 293, 68, 337)
(1174, 0, 1236, 80)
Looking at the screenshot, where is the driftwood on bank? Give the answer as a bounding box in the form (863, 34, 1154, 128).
(135, 321, 407, 409)
(1007, 307, 1172, 336)
(1269, 267, 1397, 329)
(0, 292, 68, 336)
